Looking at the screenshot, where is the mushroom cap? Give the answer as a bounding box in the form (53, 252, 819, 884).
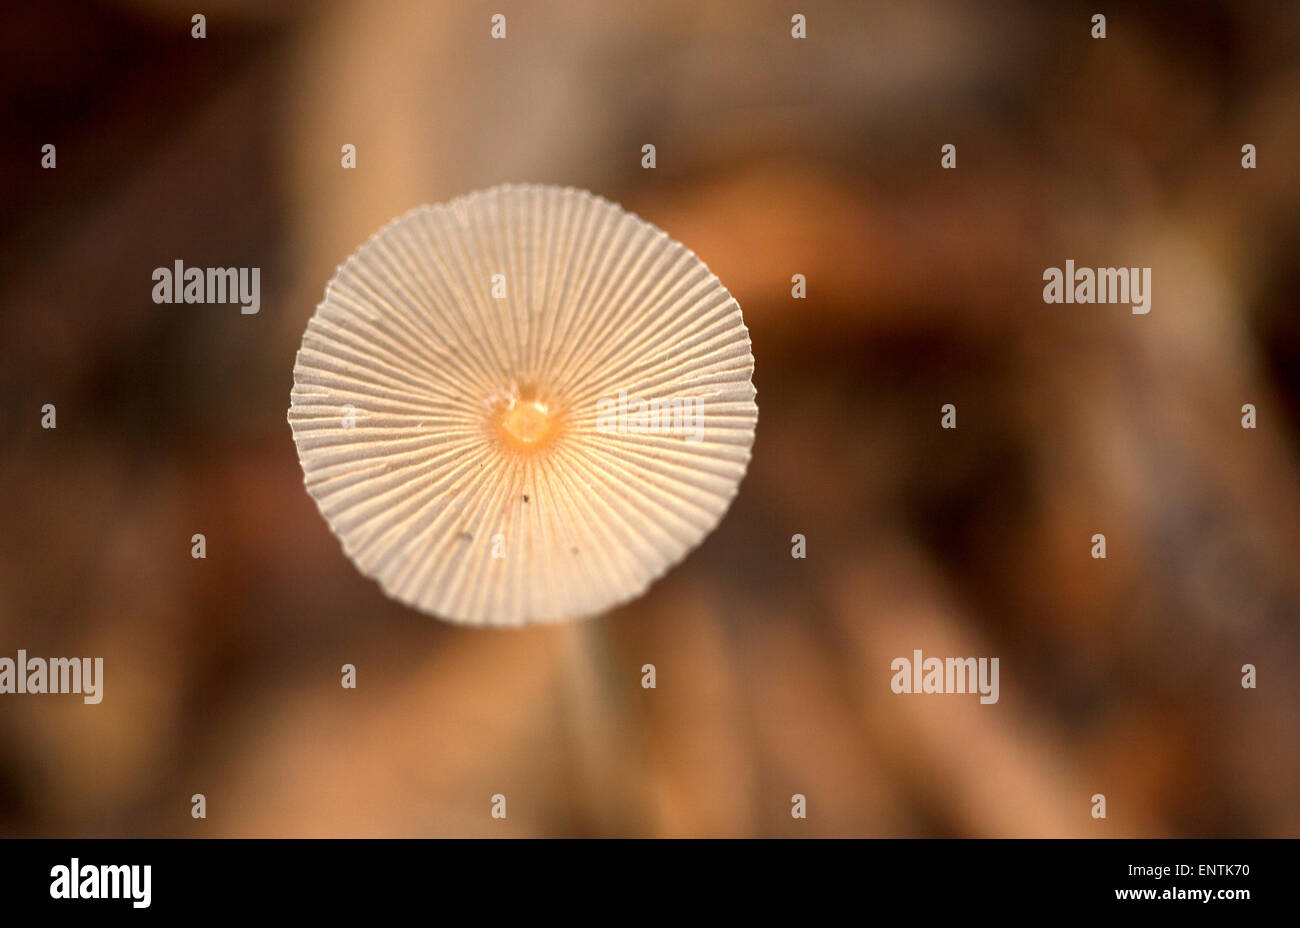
(288, 184, 757, 626)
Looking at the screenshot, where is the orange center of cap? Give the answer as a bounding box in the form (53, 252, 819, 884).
(493, 392, 560, 453)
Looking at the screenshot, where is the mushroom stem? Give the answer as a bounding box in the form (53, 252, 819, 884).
(557, 620, 646, 832)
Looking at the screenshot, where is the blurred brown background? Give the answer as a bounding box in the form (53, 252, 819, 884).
(2, 0, 1298, 837)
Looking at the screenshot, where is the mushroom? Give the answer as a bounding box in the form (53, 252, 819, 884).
(288, 184, 757, 626)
